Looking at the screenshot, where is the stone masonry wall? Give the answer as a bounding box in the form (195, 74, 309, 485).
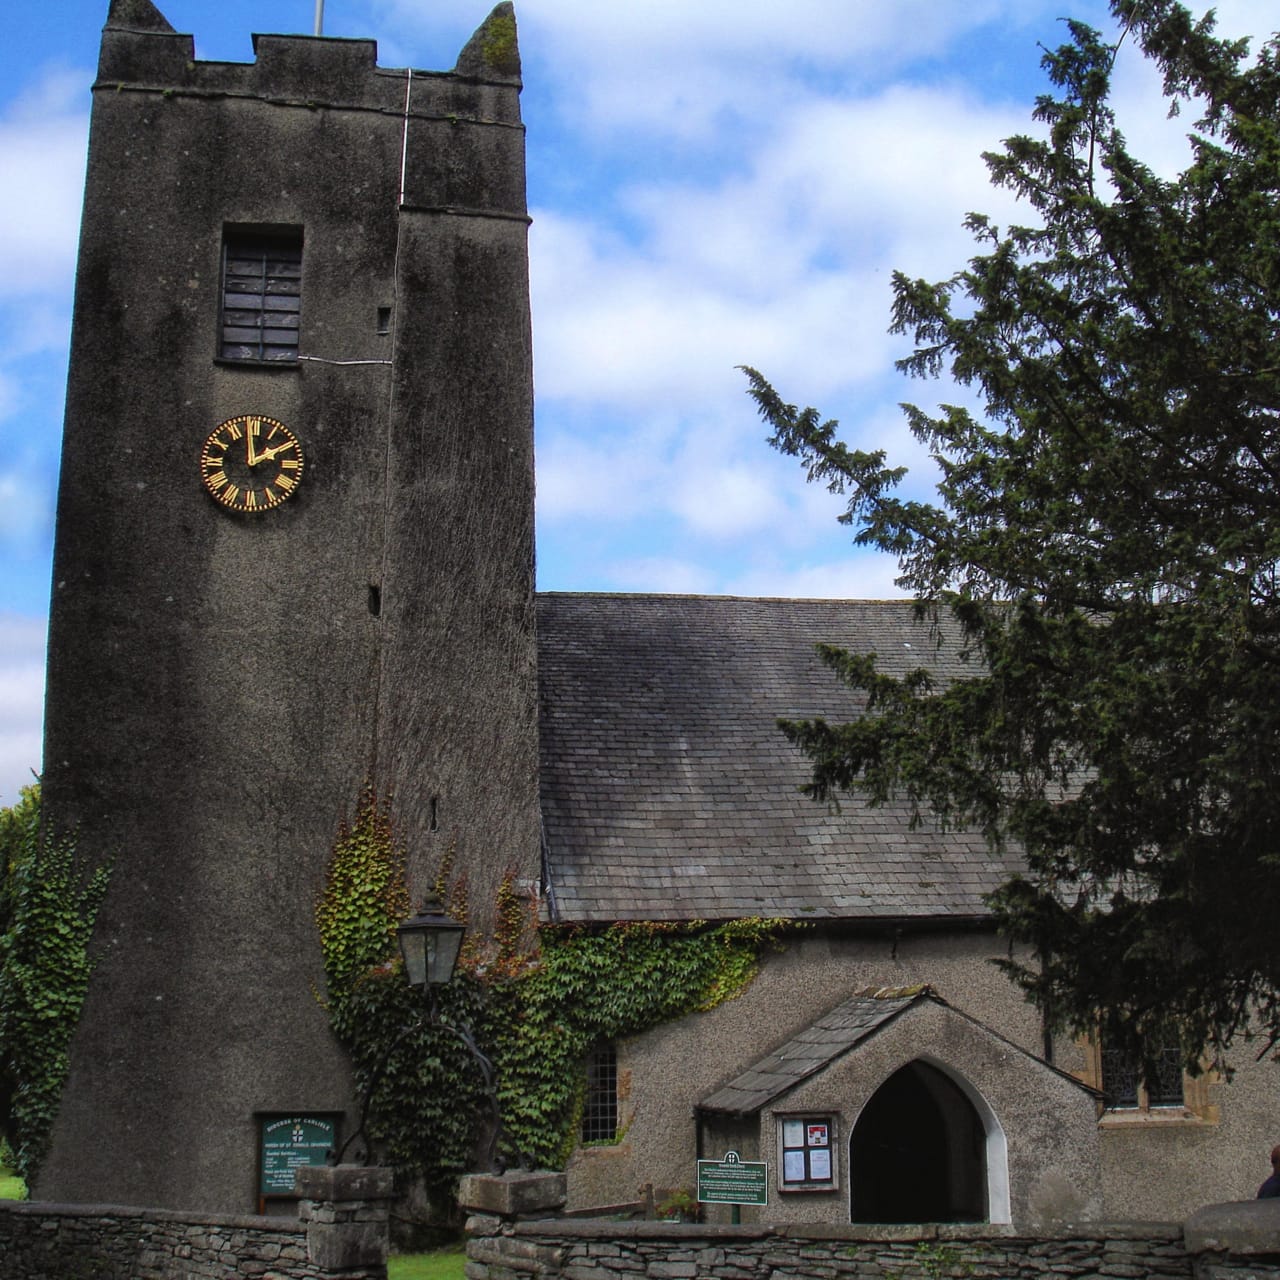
(0, 1164, 392, 1279)
(464, 1219, 1201, 1280)
(0, 1201, 319, 1279)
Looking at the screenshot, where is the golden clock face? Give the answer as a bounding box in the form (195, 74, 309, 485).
(200, 414, 304, 513)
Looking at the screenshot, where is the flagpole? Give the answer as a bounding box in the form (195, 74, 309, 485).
(314, 0, 324, 36)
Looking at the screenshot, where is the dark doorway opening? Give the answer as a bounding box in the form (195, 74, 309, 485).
(849, 1060, 987, 1223)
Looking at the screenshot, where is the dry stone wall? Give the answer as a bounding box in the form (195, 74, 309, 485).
(463, 1219, 1197, 1280)
(0, 1164, 392, 1280)
(0, 1202, 319, 1279)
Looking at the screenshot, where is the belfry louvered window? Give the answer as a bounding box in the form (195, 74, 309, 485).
(219, 231, 302, 362)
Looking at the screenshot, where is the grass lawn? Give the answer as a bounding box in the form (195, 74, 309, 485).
(388, 1245, 467, 1280)
(0, 1163, 26, 1200)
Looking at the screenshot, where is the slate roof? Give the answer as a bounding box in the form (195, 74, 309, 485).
(536, 593, 1025, 923)
(697, 986, 929, 1116)
(697, 983, 1100, 1116)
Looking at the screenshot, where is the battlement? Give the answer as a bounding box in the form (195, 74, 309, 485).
(97, 0, 522, 116)
(91, 0, 526, 217)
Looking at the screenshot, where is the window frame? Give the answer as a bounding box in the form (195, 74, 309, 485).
(580, 1043, 620, 1145)
(218, 227, 303, 365)
(1076, 1035, 1219, 1125)
(776, 1113, 839, 1192)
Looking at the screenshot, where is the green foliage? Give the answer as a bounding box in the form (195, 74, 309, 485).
(317, 789, 487, 1197)
(882, 1242, 976, 1280)
(749, 1, 1280, 1074)
(318, 789, 786, 1189)
(654, 1187, 699, 1222)
(492, 918, 784, 1169)
(0, 784, 39, 940)
(317, 785, 411, 991)
(0, 1137, 28, 1200)
(0, 786, 111, 1180)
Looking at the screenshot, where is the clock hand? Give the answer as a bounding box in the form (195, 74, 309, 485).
(258, 440, 297, 463)
(246, 418, 265, 467)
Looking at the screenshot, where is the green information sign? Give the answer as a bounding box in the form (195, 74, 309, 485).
(258, 1115, 338, 1197)
(697, 1150, 769, 1206)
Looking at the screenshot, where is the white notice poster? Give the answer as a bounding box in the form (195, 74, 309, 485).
(809, 1148, 832, 1180)
(783, 1150, 807, 1182)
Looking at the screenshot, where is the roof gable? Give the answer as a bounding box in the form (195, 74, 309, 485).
(697, 984, 1101, 1117)
(698, 985, 928, 1116)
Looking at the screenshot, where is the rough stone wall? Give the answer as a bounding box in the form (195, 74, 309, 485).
(465, 1219, 1202, 1280)
(39, 0, 536, 1213)
(0, 1165, 392, 1279)
(0, 1202, 320, 1280)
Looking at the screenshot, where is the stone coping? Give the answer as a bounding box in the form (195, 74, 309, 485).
(0, 1198, 301, 1232)
(506, 1218, 1186, 1243)
(1186, 1199, 1280, 1255)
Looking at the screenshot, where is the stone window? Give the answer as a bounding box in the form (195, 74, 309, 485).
(778, 1114, 838, 1189)
(1077, 1035, 1219, 1124)
(581, 1044, 618, 1143)
(1100, 1041, 1184, 1109)
(219, 229, 302, 362)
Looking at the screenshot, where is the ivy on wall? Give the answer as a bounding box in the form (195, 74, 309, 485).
(317, 786, 788, 1190)
(0, 785, 111, 1181)
(316, 787, 488, 1197)
(493, 918, 785, 1169)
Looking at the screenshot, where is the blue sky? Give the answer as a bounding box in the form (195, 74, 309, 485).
(0, 0, 1274, 804)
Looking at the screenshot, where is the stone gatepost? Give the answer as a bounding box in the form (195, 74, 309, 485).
(460, 1170, 568, 1278)
(1186, 1200, 1280, 1278)
(295, 1164, 395, 1279)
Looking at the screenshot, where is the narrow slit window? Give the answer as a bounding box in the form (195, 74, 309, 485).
(220, 231, 303, 362)
(581, 1044, 618, 1143)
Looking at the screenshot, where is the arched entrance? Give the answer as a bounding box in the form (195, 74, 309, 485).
(849, 1060, 990, 1223)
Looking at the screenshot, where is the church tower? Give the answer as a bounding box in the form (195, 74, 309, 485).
(38, 0, 538, 1211)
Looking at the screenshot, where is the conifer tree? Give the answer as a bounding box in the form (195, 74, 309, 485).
(747, 0, 1280, 1074)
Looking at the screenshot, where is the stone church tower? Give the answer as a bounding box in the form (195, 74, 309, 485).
(38, 0, 538, 1212)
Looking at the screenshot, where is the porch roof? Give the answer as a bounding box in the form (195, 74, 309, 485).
(697, 985, 931, 1118)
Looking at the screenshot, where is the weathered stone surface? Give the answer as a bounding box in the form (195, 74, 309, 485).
(459, 1171, 568, 1217)
(0, 1198, 344, 1279)
(462, 1220, 1204, 1280)
(1186, 1200, 1280, 1256)
(37, 0, 538, 1219)
(307, 1219, 388, 1270)
(296, 1164, 394, 1204)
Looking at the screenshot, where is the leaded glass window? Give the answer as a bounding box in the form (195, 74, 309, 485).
(581, 1044, 618, 1143)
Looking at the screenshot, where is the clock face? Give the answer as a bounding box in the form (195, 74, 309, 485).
(200, 414, 304, 513)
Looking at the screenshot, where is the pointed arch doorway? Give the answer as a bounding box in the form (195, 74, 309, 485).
(849, 1059, 1001, 1223)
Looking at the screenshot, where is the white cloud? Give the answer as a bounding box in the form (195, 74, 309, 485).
(601, 555, 718, 595)
(727, 551, 910, 601)
(0, 69, 88, 298)
(498, 0, 1045, 141)
(529, 80, 1023, 417)
(0, 465, 54, 549)
(0, 614, 46, 807)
